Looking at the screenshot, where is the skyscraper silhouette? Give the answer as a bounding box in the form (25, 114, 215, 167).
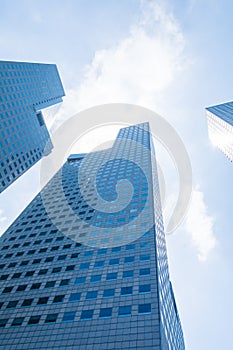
(0, 123, 185, 349)
(0, 60, 65, 192)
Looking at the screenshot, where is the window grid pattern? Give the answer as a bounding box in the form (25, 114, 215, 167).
(0, 123, 185, 349)
(0, 60, 65, 193)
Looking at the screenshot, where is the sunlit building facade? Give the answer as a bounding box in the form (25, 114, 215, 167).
(0, 60, 65, 192)
(0, 123, 185, 349)
(206, 101, 233, 162)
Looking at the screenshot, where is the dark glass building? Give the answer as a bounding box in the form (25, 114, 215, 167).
(0, 123, 185, 349)
(206, 101, 233, 162)
(0, 60, 65, 192)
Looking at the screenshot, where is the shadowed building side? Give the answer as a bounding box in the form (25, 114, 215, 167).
(0, 60, 65, 193)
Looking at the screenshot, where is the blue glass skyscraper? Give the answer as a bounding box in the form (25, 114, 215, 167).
(0, 123, 185, 349)
(206, 101, 233, 162)
(0, 60, 65, 192)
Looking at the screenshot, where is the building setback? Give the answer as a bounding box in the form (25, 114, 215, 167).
(206, 101, 233, 162)
(0, 60, 65, 192)
(0, 123, 185, 349)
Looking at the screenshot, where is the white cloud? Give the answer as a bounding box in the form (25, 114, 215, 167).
(183, 190, 217, 261)
(43, 0, 217, 262)
(48, 1, 187, 130)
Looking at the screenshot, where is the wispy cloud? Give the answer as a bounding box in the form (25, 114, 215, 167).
(44, 1, 217, 261)
(184, 190, 217, 261)
(48, 1, 187, 129)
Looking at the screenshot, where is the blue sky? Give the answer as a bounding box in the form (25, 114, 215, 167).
(1, 1, 233, 349)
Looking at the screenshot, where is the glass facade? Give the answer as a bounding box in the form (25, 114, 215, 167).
(0, 123, 185, 349)
(206, 101, 233, 162)
(0, 60, 65, 192)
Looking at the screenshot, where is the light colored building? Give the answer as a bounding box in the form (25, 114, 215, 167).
(206, 101, 233, 162)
